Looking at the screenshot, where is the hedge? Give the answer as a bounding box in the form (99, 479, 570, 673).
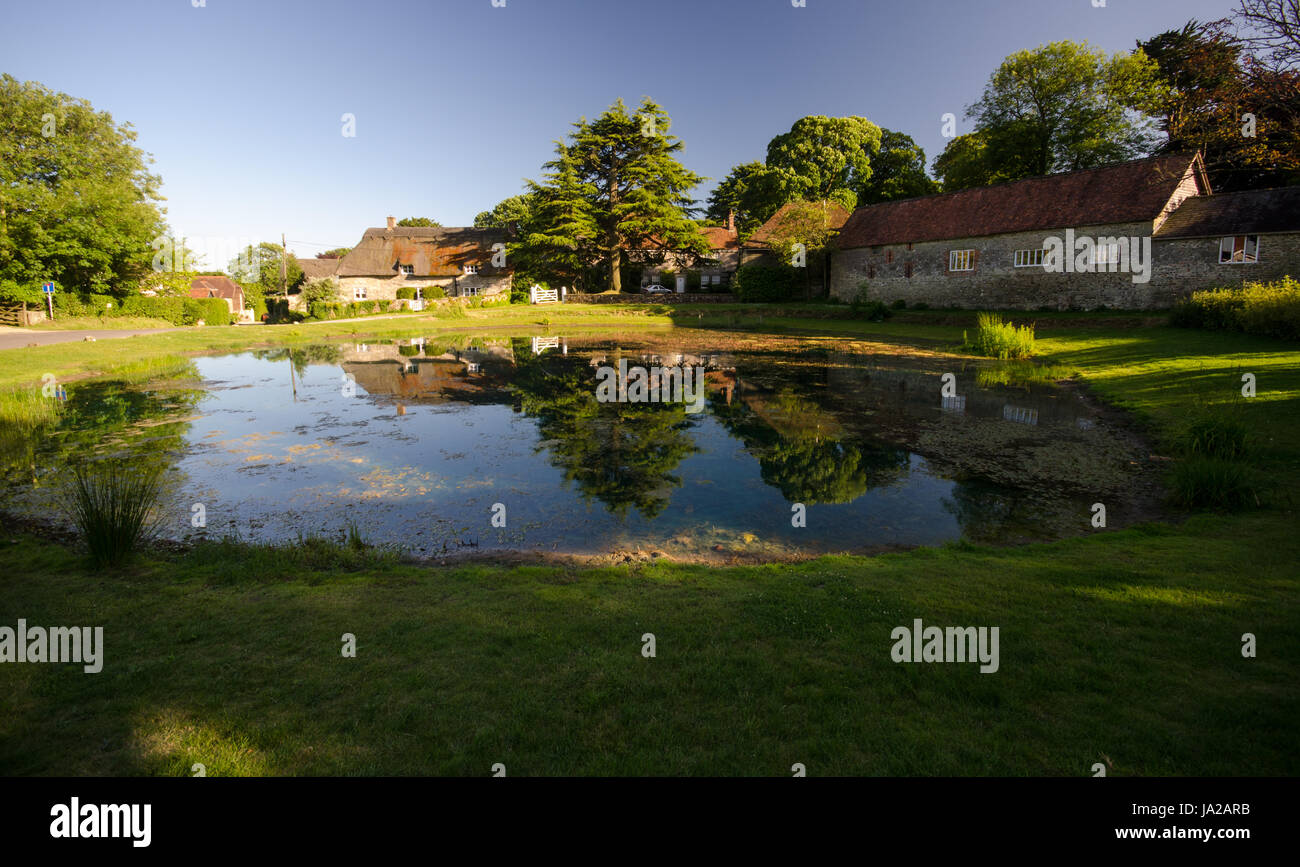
(732, 264, 802, 302)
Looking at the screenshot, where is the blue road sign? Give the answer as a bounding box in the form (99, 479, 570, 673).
(42, 282, 55, 294)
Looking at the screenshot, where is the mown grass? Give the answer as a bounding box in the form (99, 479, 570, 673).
(1, 303, 1297, 776)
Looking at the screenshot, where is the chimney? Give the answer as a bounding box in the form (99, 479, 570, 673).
(386, 215, 396, 230)
(727, 210, 735, 234)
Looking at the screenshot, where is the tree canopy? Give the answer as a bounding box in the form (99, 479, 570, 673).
(517, 98, 707, 293)
(933, 41, 1166, 190)
(473, 193, 538, 229)
(0, 74, 165, 301)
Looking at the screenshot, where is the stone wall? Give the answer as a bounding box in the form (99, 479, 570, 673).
(335, 273, 510, 302)
(830, 224, 1300, 310)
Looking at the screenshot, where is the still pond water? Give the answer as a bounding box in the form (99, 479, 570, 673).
(3, 331, 1156, 560)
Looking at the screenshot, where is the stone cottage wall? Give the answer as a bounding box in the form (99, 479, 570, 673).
(335, 273, 511, 302)
(829, 224, 1299, 310)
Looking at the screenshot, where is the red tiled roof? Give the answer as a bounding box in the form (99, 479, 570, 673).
(837, 153, 1207, 249)
(698, 225, 741, 250)
(189, 276, 243, 301)
(1154, 185, 1300, 238)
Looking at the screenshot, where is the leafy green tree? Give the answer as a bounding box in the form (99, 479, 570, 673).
(228, 242, 304, 301)
(756, 200, 844, 299)
(1142, 19, 1300, 190)
(523, 98, 708, 293)
(763, 115, 882, 213)
(0, 74, 165, 298)
(473, 193, 538, 228)
(853, 128, 940, 203)
(316, 248, 351, 259)
(395, 217, 440, 227)
(935, 41, 1167, 189)
(704, 161, 777, 236)
(518, 143, 603, 291)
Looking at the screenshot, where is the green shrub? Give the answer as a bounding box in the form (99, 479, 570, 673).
(53, 292, 90, 317)
(962, 312, 1036, 359)
(64, 459, 163, 568)
(850, 291, 893, 321)
(891, 299, 907, 310)
(308, 301, 331, 320)
(912, 301, 930, 310)
(426, 286, 446, 300)
(1178, 408, 1250, 461)
(398, 344, 420, 357)
(1167, 457, 1257, 511)
(732, 264, 800, 302)
(395, 287, 417, 300)
(301, 278, 338, 306)
(510, 289, 529, 304)
(1172, 277, 1300, 341)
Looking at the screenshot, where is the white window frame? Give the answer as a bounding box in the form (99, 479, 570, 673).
(1092, 242, 1121, 267)
(399, 264, 414, 276)
(462, 286, 480, 297)
(353, 285, 367, 300)
(949, 249, 975, 272)
(1219, 235, 1259, 265)
(464, 264, 479, 275)
(1014, 249, 1046, 268)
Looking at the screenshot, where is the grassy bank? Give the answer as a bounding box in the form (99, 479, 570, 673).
(1, 303, 1297, 775)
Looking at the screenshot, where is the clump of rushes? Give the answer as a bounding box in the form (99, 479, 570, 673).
(1167, 405, 1259, 510)
(65, 459, 163, 567)
(962, 313, 1036, 359)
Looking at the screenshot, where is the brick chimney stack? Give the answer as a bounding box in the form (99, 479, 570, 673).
(727, 210, 735, 234)
(386, 215, 396, 230)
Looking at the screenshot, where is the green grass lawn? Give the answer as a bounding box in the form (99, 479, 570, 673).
(1, 303, 1297, 776)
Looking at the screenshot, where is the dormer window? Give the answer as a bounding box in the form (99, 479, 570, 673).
(464, 264, 479, 275)
(399, 264, 414, 276)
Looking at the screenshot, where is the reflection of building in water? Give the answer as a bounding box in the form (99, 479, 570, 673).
(339, 341, 516, 404)
(825, 353, 1088, 429)
(1002, 405, 1039, 425)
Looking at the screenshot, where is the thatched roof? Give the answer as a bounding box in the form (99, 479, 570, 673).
(298, 258, 340, 281)
(335, 226, 510, 277)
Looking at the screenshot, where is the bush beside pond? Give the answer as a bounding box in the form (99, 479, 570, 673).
(1171, 277, 1300, 341)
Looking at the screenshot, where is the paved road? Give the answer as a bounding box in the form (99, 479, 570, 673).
(0, 326, 184, 350)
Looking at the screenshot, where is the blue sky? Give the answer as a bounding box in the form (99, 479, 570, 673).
(1, 0, 1239, 267)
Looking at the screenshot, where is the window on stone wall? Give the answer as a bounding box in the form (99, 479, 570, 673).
(1014, 249, 1046, 267)
(462, 286, 480, 297)
(464, 264, 479, 274)
(399, 265, 414, 276)
(1219, 235, 1259, 264)
(886, 249, 894, 264)
(1092, 242, 1122, 268)
(867, 263, 876, 279)
(949, 250, 975, 272)
(904, 261, 913, 279)
(354, 285, 367, 300)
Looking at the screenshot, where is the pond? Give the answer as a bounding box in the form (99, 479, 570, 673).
(1, 330, 1164, 561)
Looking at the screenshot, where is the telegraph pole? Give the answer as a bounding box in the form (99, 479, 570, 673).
(281, 232, 288, 300)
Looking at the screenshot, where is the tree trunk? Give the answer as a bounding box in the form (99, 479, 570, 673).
(610, 247, 622, 293)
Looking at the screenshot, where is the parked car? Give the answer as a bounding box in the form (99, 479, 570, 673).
(643, 284, 672, 295)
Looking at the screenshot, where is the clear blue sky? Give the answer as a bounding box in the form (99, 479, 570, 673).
(1, 0, 1238, 267)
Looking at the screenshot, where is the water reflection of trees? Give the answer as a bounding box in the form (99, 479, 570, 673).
(251, 344, 343, 378)
(710, 390, 910, 504)
(508, 350, 698, 519)
(0, 368, 202, 493)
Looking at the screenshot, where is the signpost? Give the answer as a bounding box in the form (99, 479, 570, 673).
(42, 283, 55, 321)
